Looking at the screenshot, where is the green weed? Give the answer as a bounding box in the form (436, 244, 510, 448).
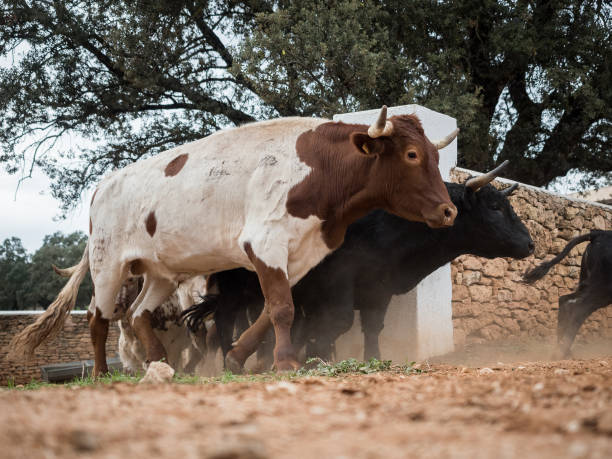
(6, 358, 424, 390)
(297, 357, 392, 376)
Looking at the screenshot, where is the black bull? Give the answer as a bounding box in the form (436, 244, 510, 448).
(183, 180, 534, 369)
(524, 231, 612, 357)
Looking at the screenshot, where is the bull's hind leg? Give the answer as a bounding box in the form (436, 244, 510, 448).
(88, 308, 110, 376)
(130, 276, 176, 365)
(558, 289, 610, 358)
(360, 303, 388, 361)
(225, 307, 273, 373)
(89, 267, 128, 378)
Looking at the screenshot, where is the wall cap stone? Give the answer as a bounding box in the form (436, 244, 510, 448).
(0, 310, 87, 315)
(454, 167, 612, 211)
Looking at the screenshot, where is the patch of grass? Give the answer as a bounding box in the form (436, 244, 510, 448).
(173, 373, 204, 384)
(6, 369, 142, 390)
(199, 369, 300, 385)
(67, 369, 142, 386)
(296, 358, 424, 377)
(299, 357, 392, 376)
(6, 358, 424, 390)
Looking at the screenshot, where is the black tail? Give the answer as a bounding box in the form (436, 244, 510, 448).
(523, 231, 599, 283)
(180, 294, 220, 333)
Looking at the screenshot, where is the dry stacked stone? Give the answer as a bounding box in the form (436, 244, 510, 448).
(0, 313, 120, 385)
(450, 169, 612, 348)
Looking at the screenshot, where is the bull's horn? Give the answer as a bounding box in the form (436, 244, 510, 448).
(465, 160, 510, 191)
(502, 183, 519, 195)
(432, 128, 459, 149)
(368, 105, 394, 138)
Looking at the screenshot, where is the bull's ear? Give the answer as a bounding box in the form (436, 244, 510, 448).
(350, 132, 386, 156)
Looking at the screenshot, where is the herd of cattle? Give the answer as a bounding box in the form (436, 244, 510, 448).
(7, 107, 612, 377)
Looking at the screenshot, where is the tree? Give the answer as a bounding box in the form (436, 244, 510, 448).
(0, 237, 30, 309)
(0, 0, 273, 213)
(0, 0, 609, 212)
(237, 0, 611, 187)
(24, 231, 93, 310)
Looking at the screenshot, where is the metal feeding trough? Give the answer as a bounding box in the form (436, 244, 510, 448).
(40, 357, 123, 382)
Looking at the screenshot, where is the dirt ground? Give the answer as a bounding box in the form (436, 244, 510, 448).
(1, 343, 611, 459)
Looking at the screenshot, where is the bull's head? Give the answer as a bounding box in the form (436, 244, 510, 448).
(350, 106, 458, 228)
(455, 161, 534, 259)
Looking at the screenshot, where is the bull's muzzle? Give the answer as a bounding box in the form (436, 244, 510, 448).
(425, 203, 457, 228)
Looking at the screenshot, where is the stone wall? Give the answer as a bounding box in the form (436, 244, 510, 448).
(450, 169, 612, 348)
(0, 312, 120, 385)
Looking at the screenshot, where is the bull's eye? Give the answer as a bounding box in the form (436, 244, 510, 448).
(407, 151, 417, 159)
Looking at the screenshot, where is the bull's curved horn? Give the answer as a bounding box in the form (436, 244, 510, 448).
(368, 105, 394, 138)
(432, 128, 459, 149)
(502, 183, 519, 196)
(465, 160, 510, 191)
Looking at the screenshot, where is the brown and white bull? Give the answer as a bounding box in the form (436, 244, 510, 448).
(10, 107, 458, 372)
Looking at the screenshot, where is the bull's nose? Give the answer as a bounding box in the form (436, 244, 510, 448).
(423, 203, 457, 228)
(440, 203, 457, 227)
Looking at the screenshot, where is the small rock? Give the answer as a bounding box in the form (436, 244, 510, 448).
(205, 442, 267, 459)
(532, 382, 544, 392)
(140, 361, 175, 384)
(554, 369, 570, 375)
(265, 381, 297, 395)
(521, 403, 531, 413)
(407, 410, 425, 421)
(568, 441, 588, 458)
(516, 366, 526, 370)
(69, 429, 99, 452)
(599, 360, 609, 366)
(309, 406, 326, 415)
(565, 420, 581, 433)
(478, 368, 494, 375)
(340, 387, 360, 396)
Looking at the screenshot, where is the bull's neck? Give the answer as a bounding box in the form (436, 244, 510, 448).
(287, 127, 386, 250)
(319, 155, 384, 249)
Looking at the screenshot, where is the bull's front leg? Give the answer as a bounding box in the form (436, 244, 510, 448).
(263, 278, 299, 372)
(226, 243, 299, 372)
(130, 278, 175, 366)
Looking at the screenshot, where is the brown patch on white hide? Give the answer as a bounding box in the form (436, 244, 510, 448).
(164, 154, 188, 177)
(145, 211, 157, 237)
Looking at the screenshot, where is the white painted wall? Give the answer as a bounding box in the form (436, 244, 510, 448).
(333, 105, 457, 362)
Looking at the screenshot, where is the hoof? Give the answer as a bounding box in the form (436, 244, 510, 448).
(551, 347, 572, 361)
(92, 365, 109, 379)
(273, 359, 301, 372)
(225, 352, 245, 374)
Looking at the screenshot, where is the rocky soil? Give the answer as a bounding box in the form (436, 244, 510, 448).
(1, 351, 611, 459)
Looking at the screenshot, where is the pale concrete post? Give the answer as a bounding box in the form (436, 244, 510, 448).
(332, 105, 457, 361)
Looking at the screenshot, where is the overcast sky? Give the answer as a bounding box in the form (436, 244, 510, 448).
(0, 167, 92, 253)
